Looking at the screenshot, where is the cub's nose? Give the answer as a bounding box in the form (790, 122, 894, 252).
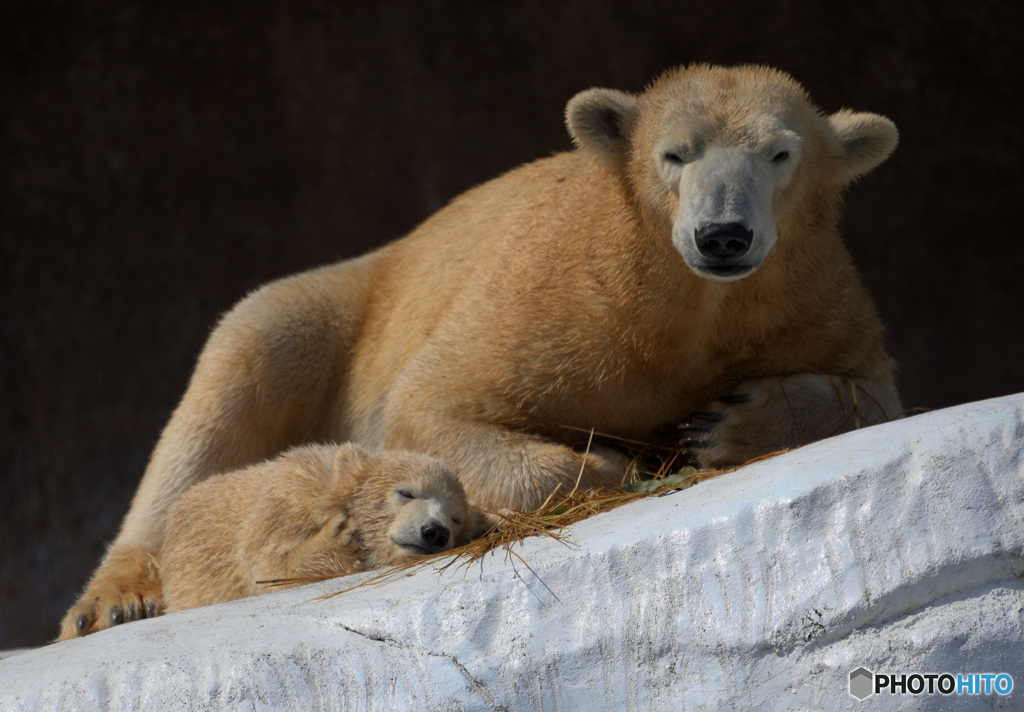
(420, 522, 450, 552)
(695, 222, 752, 260)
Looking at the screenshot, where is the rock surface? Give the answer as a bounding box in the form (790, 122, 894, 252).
(3, 394, 1023, 711)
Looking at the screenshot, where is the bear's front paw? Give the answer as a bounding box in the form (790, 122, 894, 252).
(58, 548, 163, 640)
(678, 390, 770, 469)
(678, 373, 885, 469)
(678, 375, 835, 469)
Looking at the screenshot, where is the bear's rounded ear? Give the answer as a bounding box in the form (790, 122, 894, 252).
(566, 88, 638, 167)
(828, 110, 899, 185)
(334, 442, 371, 468)
(332, 443, 371, 493)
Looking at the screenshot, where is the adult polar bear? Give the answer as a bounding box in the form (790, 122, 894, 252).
(60, 64, 901, 638)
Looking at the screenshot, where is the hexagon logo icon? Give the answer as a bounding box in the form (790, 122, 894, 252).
(849, 667, 874, 700)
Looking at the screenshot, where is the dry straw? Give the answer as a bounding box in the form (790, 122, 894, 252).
(263, 430, 789, 599)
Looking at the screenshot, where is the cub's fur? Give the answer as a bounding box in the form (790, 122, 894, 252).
(161, 443, 472, 612)
(61, 64, 901, 638)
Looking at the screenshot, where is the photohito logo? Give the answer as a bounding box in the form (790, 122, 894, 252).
(849, 667, 1014, 700)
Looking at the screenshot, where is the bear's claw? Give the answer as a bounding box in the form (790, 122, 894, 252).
(689, 411, 726, 422)
(57, 547, 163, 640)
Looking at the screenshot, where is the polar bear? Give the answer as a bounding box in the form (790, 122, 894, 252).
(161, 443, 473, 612)
(61, 64, 901, 638)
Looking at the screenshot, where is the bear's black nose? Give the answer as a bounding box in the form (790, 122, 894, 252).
(421, 522, 450, 551)
(695, 222, 752, 260)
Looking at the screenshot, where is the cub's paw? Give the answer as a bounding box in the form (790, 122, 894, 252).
(575, 444, 633, 488)
(678, 374, 859, 469)
(465, 508, 514, 539)
(58, 548, 163, 640)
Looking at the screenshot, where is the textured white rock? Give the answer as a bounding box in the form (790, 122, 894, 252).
(3, 394, 1023, 711)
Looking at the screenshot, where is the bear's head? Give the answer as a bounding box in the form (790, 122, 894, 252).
(566, 64, 898, 282)
(330, 444, 474, 569)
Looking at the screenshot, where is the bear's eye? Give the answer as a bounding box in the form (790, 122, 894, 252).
(397, 489, 414, 500)
(451, 517, 462, 526)
(771, 150, 790, 163)
(663, 151, 685, 165)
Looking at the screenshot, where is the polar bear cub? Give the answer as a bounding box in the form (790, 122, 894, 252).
(161, 443, 473, 612)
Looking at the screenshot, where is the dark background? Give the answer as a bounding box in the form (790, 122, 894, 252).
(3, 1, 1022, 649)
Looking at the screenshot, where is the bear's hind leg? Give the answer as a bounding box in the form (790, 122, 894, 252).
(58, 259, 374, 639)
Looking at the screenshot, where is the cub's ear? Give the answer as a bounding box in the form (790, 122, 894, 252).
(566, 88, 638, 166)
(331, 443, 372, 494)
(333, 442, 371, 469)
(828, 110, 899, 185)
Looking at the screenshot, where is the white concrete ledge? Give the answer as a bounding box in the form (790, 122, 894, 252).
(4, 394, 1023, 711)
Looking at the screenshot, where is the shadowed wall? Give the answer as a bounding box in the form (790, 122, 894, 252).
(3, 0, 1022, 648)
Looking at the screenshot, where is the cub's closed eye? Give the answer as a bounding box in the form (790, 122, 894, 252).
(452, 518, 462, 526)
(397, 490, 414, 499)
(772, 151, 790, 163)
(663, 151, 685, 165)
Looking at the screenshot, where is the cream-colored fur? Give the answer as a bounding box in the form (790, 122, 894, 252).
(60, 64, 901, 638)
(161, 443, 472, 612)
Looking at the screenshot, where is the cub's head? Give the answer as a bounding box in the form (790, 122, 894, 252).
(333, 444, 474, 569)
(566, 64, 898, 281)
